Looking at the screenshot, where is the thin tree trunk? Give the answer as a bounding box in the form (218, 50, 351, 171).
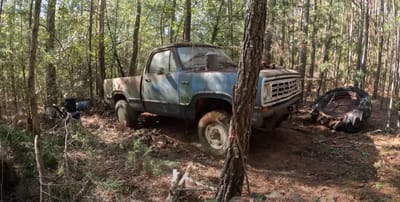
(183, 0, 191, 42)
(360, 0, 370, 90)
(317, 0, 333, 97)
(97, 0, 106, 98)
(46, 0, 57, 105)
(210, 0, 224, 44)
(88, 0, 94, 100)
(215, 0, 266, 200)
(299, 0, 310, 99)
(346, 4, 354, 85)
(169, 0, 176, 43)
(354, 0, 364, 88)
(27, 0, 41, 134)
(373, 0, 385, 99)
(264, 0, 276, 63)
(306, 0, 317, 100)
(159, 0, 165, 44)
(280, 0, 286, 66)
(335, 46, 342, 87)
(129, 0, 141, 76)
(0, 0, 3, 26)
(381, 56, 388, 109)
(106, 18, 124, 77)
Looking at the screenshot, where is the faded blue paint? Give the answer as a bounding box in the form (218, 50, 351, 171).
(104, 43, 302, 128)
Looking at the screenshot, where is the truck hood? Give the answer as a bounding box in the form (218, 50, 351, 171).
(259, 68, 301, 79)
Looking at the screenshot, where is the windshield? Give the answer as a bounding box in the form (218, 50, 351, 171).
(177, 46, 236, 70)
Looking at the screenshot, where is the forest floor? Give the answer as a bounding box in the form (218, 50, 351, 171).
(73, 100, 400, 201)
(4, 100, 400, 201)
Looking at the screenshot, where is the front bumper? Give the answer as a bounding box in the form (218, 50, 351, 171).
(251, 95, 301, 128)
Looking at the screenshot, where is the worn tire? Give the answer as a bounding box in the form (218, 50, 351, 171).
(311, 87, 371, 132)
(115, 100, 138, 128)
(198, 110, 230, 156)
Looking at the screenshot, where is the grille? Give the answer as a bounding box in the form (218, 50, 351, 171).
(262, 78, 300, 106)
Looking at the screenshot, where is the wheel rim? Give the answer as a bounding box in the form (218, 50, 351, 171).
(204, 122, 227, 150)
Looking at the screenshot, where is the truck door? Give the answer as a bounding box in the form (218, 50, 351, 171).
(141, 50, 181, 117)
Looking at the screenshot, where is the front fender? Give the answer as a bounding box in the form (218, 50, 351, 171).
(185, 92, 233, 119)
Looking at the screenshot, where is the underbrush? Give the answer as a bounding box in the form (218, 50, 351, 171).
(0, 122, 179, 201)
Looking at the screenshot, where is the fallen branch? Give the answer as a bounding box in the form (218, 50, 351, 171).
(166, 163, 192, 202)
(34, 135, 44, 202)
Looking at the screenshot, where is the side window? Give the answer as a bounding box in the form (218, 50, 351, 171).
(148, 50, 177, 74)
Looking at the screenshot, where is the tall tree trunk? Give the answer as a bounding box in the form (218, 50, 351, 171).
(228, 0, 234, 58)
(97, 0, 106, 98)
(183, 0, 191, 42)
(88, 0, 94, 100)
(346, 4, 354, 85)
(159, 0, 165, 44)
(27, 0, 42, 134)
(46, 0, 57, 105)
(306, 0, 317, 100)
(354, 0, 365, 88)
(0, 0, 3, 25)
(299, 0, 310, 99)
(210, 0, 224, 44)
(264, 0, 276, 63)
(280, 0, 286, 66)
(129, 0, 141, 76)
(373, 0, 385, 99)
(317, 0, 333, 97)
(106, 18, 124, 77)
(360, 0, 370, 89)
(169, 0, 176, 43)
(215, 0, 266, 201)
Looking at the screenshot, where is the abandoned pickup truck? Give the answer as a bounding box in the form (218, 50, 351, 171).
(104, 43, 302, 156)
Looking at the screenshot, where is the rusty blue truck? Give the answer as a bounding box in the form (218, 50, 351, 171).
(104, 43, 302, 156)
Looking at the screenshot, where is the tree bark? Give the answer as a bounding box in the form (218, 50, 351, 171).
(87, 0, 94, 100)
(264, 0, 276, 63)
(215, 0, 266, 201)
(317, 0, 333, 97)
(183, 0, 191, 42)
(129, 0, 141, 76)
(373, 0, 384, 99)
(210, 0, 224, 44)
(97, 0, 106, 98)
(360, 0, 370, 90)
(46, 0, 57, 105)
(0, 0, 3, 25)
(299, 0, 310, 99)
(306, 0, 317, 100)
(27, 0, 42, 134)
(169, 0, 176, 43)
(354, 0, 365, 88)
(106, 18, 124, 77)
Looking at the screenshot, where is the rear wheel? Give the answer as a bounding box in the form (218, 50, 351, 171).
(115, 100, 138, 128)
(198, 110, 230, 156)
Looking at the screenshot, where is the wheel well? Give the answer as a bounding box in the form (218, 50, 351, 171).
(195, 98, 231, 120)
(113, 93, 126, 103)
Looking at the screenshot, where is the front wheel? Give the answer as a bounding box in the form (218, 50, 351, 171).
(115, 100, 138, 128)
(198, 110, 230, 156)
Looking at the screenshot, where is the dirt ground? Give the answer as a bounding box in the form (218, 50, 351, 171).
(61, 100, 399, 202)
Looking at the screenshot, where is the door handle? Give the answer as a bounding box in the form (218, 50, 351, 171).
(144, 78, 151, 82)
(181, 81, 189, 85)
